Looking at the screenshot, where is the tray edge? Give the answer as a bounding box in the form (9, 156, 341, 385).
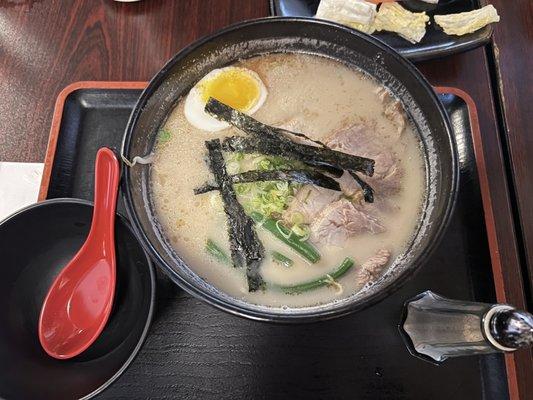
(38, 81, 147, 201)
(435, 86, 519, 400)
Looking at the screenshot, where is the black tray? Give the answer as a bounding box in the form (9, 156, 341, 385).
(42, 85, 508, 399)
(270, 0, 493, 61)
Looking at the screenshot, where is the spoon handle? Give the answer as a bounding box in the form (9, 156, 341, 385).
(90, 148, 120, 242)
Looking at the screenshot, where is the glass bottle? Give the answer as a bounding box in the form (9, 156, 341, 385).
(399, 291, 533, 363)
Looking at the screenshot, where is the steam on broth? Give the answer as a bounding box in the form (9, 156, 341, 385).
(150, 53, 425, 308)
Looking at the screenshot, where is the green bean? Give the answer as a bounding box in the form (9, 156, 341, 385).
(250, 211, 320, 263)
(276, 257, 354, 294)
(271, 251, 294, 268)
(205, 239, 232, 266)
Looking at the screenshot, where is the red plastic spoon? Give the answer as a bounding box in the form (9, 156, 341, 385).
(39, 147, 120, 359)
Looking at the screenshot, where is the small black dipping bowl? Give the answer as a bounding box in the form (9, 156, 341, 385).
(0, 199, 155, 400)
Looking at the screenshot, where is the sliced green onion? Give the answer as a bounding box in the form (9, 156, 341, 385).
(275, 219, 292, 240)
(234, 183, 251, 195)
(158, 129, 171, 142)
(258, 158, 272, 170)
(291, 223, 309, 239)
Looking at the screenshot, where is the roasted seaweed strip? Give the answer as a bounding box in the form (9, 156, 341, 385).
(206, 98, 374, 176)
(348, 171, 374, 203)
(194, 169, 341, 195)
(277, 122, 375, 202)
(233, 170, 340, 189)
(266, 124, 351, 179)
(207, 98, 375, 202)
(261, 121, 329, 149)
(205, 139, 265, 291)
(246, 110, 374, 202)
(311, 163, 344, 178)
(222, 136, 375, 202)
(222, 135, 374, 176)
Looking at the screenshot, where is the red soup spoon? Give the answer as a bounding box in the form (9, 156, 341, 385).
(39, 147, 120, 359)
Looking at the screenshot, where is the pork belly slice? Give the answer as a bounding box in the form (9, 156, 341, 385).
(375, 87, 407, 137)
(283, 185, 341, 223)
(276, 118, 321, 145)
(336, 170, 360, 197)
(326, 122, 403, 196)
(310, 199, 385, 247)
(355, 249, 391, 285)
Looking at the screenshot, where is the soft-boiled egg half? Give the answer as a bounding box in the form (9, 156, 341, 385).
(184, 66, 268, 132)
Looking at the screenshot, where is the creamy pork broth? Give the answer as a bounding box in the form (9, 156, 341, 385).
(151, 53, 425, 308)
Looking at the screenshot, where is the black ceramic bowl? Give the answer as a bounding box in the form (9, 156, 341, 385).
(0, 199, 155, 400)
(121, 18, 458, 322)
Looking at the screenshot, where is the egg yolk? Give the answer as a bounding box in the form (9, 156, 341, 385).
(200, 69, 260, 112)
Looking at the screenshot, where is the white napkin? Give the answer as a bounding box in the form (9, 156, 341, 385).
(0, 162, 44, 221)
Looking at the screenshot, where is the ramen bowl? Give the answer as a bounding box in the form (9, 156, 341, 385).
(121, 18, 458, 322)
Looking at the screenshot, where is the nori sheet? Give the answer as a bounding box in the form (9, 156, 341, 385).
(194, 169, 341, 195)
(205, 98, 375, 176)
(205, 139, 265, 291)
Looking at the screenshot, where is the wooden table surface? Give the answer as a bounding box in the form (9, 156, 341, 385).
(0, 0, 531, 399)
(489, 0, 533, 310)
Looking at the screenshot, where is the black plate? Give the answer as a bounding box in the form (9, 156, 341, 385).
(42, 87, 508, 399)
(270, 0, 493, 61)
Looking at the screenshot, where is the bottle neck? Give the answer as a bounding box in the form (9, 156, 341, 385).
(487, 306, 533, 350)
(483, 305, 517, 352)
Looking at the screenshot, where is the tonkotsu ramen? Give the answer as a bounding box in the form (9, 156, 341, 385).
(150, 53, 426, 308)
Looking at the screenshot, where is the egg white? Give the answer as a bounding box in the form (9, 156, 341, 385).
(184, 67, 268, 132)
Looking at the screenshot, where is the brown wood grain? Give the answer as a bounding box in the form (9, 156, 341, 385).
(0, 0, 268, 162)
(489, 0, 533, 306)
(0, 1, 530, 399)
